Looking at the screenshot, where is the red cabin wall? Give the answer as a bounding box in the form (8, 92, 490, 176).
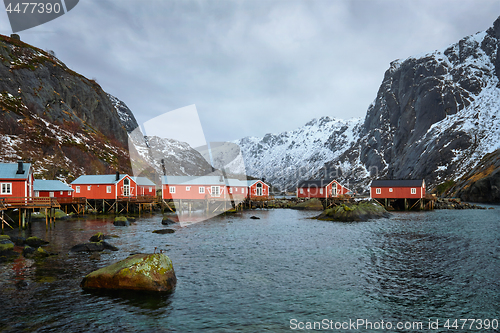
(370, 186, 424, 199)
(137, 185, 155, 196)
(163, 184, 227, 200)
(37, 190, 73, 198)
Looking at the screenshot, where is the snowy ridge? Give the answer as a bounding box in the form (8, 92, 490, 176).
(235, 116, 362, 190)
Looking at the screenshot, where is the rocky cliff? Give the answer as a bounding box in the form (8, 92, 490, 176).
(0, 34, 131, 181)
(448, 148, 500, 203)
(331, 17, 500, 190)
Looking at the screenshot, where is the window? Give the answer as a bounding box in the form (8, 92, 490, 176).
(376, 188, 381, 194)
(107, 186, 112, 193)
(320, 188, 323, 194)
(389, 188, 393, 192)
(67, 191, 71, 196)
(49, 192, 54, 197)
(211, 186, 220, 197)
(170, 186, 176, 193)
(229, 188, 233, 194)
(235, 188, 238, 192)
(35, 191, 39, 197)
(199, 187, 205, 194)
(1, 183, 12, 195)
(149, 187, 153, 192)
(411, 188, 417, 194)
(186, 186, 191, 191)
(87, 185, 91, 191)
(76, 186, 80, 193)
(300, 188, 304, 194)
(332, 187, 337, 196)
(60, 191, 63, 195)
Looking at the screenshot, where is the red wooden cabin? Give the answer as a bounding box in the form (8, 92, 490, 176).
(0, 161, 34, 198)
(132, 177, 156, 196)
(370, 179, 426, 199)
(296, 179, 350, 198)
(71, 173, 137, 200)
(33, 180, 73, 198)
(247, 180, 269, 199)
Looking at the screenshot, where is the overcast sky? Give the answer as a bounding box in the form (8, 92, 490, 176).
(1, 0, 499, 142)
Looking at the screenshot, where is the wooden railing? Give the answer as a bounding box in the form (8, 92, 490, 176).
(117, 195, 156, 203)
(56, 197, 86, 205)
(0, 197, 60, 208)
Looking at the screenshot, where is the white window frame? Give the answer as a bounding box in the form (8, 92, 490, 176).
(49, 192, 54, 197)
(186, 186, 191, 191)
(300, 188, 304, 194)
(411, 188, 417, 194)
(229, 188, 233, 194)
(75, 186, 80, 193)
(211, 186, 220, 197)
(107, 186, 112, 193)
(389, 188, 393, 192)
(199, 187, 205, 194)
(1, 183, 12, 195)
(87, 185, 91, 191)
(169, 186, 176, 193)
(376, 188, 381, 194)
(319, 188, 323, 194)
(149, 187, 153, 193)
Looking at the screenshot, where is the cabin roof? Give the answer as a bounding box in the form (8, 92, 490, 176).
(71, 174, 130, 185)
(370, 179, 424, 187)
(297, 179, 334, 188)
(34, 180, 73, 192)
(162, 176, 265, 187)
(0, 162, 31, 179)
(162, 176, 226, 186)
(131, 177, 155, 186)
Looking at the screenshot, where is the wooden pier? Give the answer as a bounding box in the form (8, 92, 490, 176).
(373, 196, 435, 211)
(85, 196, 157, 214)
(0, 197, 61, 230)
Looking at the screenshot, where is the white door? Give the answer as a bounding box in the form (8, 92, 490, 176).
(123, 178, 130, 196)
(256, 183, 263, 196)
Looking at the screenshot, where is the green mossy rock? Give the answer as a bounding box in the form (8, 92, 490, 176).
(290, 198, 324, 210)
(89, 232, 105, 242)
(316, 201, 390, 222)
(81, 253, 176, 293)
(25, 236, 49, 247)
(113, 216, 130, 226)
(0, 238, 14, 252)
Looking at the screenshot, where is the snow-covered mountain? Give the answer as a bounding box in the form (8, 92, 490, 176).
(237, 17, 500, 194)
(235, 117, 362, 191)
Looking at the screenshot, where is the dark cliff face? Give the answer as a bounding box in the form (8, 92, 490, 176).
(326, 17, 500, 191)
(0, 34, 132, 181)
(451, 149, 500, 203)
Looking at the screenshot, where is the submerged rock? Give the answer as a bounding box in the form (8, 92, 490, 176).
(10, 236, 26, 246)
(23, 246, 50, 259)
(70, 241, 119, 252)
(81, 253, 177, 293)
(316, 201, 390, 222)
(25, 237, 49, 248)
(113, 217, 130, 226)
(161, 217, 176, 225)
(152, 229, 175, 234)
(250, 216, 260, 220)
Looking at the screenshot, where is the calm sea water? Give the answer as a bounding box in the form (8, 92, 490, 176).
(0, 207, 499, 332)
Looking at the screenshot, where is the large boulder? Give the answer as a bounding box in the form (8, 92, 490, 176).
(81, 253, 176, 293)
(0, 235, 14, 252)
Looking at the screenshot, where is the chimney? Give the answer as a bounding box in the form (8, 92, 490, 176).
(116, 172, 120, 181)
(16, 161, 24, 174)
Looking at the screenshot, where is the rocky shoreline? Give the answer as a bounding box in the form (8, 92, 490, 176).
(434, 198, 490, 210)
